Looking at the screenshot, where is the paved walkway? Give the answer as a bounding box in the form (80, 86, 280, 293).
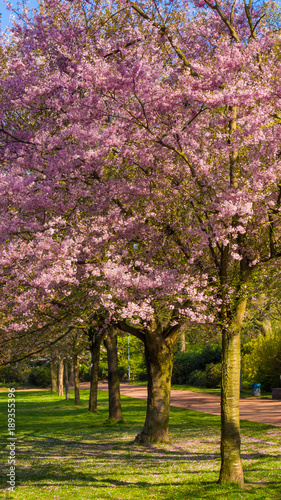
(98, 382, 281, 428)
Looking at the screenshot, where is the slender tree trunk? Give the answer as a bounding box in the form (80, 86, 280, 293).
(50, 359, 58, 392)
(89, 333, 102, 412)
(64, 359, 70, 400)
(219, 298, 247, 486)
(73, 354, 80, 404)
(69, 359, 74, 387)
(104, 328, 123, 423)
(58, 358, 64, 396)
(135, 331, 175, 444)
(180, 329, 185, 352)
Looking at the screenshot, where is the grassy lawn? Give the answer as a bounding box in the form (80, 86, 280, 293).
(0, 389, 280, 500)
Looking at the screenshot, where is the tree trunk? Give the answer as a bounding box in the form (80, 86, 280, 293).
(64, 359, 70, 400)
(219, 298, 247, 486)
(58, 358, 64, 397)
(69, 359, 74, 387)
(104, 328, 123, 423)
(180, 329, 185, 352)
(50, 359, 58, 392)
(135, 331, 175, 444)
(89, 333, 102, 412)
(73, 355, 80, 404)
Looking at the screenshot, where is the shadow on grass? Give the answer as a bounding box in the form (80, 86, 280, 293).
(13, 462, 215, 487)
(10, 461, 281, 500)
(1, 390, 280, 500)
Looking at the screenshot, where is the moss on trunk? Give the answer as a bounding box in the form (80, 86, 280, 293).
(135, 331, 175, 444)
(219, 295, 248, 486)
(219, 325, 243, 484)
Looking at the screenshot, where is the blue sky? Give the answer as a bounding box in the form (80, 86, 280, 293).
(0, 0, 38, 31)
(1, 0, 280, 32)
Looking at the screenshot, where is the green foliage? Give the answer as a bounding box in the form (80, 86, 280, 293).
(117, 334, 146, 381)
(95, 333, 146, 381)
(205, 363, 222, 388)
(79, 362, 91, 382)
(0, 362, 32, 385)
(188, 369, 207, 387)
(243, 331, 281, 392)
(27, 365, 51, 387)
(0, 361, 52, 388)
(177, 322, 220, 350)
(172, 344, 222, 387)
(91, 334, 146, 382)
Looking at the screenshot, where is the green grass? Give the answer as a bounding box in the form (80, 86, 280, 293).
(0, 389, 280, 500)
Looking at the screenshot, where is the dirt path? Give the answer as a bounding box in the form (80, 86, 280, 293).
(97, 382, 281, 428)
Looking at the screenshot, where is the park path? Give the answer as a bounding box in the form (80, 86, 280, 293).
(97, 382, 281, 428)
(5, 382, 280, 427)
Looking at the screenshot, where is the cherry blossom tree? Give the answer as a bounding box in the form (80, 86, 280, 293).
(1, 0, 281, 486)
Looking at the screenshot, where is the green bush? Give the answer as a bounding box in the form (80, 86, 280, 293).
(138, 369, 148, 382)
(242, 332, 281, 392)
(0, 363, 32, 385)
(118, 366, 126, 380)
(79, 363, 91, 382)
(172, 351, 200, 385)
(205, 363, 221, 388)
(172, 344, 222, 385)
(28, 365, 51, 387)
(188, 369, 207, 387)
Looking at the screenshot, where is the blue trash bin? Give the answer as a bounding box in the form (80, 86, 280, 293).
(251, 383, 261, 396)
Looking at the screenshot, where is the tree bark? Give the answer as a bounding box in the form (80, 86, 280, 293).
(58, 358, 64, 396)
(50, 359, 58, 392)
(69, 358, 74, 387)
(64, 359, 70, 400)
(180, 329, 186, 352)
(73, 354, 80, 404)
(135, 330, 175, 444)
(219, 298, 247, 486)
(89, 332, 102, 412)
(104, 328, 123, 423)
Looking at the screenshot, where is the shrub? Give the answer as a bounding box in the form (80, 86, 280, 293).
(242, 332, 281, 392)
(138, 369, 148, 382)
(172, 344, 222, 385)
(188, 369, 207, 387)
(205, 363, 221, 388)
(0, 363, 32, 385)
(28, 365, 51, 387)
(79, 363, 91, 382)
(118, 366, 126, 380)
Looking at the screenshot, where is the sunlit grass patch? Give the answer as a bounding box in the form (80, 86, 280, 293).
(0, 389, 280, 499)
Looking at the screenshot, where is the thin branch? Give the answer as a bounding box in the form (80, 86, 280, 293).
(130, 2, 199, 76)
(203, 0, 240, 42)
(0, 329, 73, 366)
